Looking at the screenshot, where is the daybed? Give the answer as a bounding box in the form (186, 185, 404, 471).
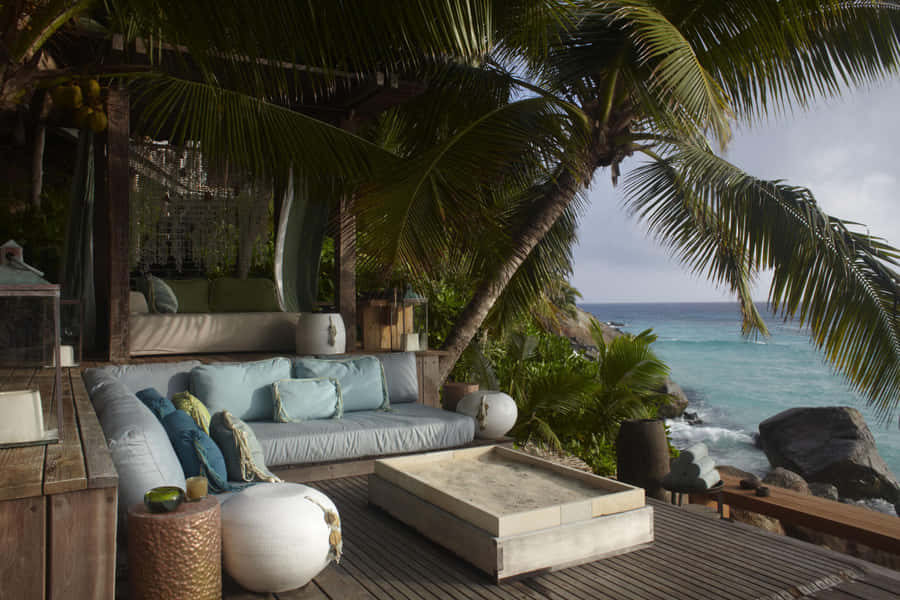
(128, 277, 300, 356)
(82, 352, 476, 521)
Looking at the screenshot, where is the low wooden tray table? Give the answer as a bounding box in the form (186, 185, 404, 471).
(368, 446, 653, 581)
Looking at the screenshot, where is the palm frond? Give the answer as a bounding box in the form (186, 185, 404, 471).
(624, 151, 769, 335)
(628, 143, 900, 420)
(674, 0, 900, 120)
(356, 96, 588, 275)
(129, 75, 398, 181)
(608, 0, 733, 147)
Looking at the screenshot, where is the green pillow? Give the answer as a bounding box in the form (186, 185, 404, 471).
(172, 391, 211, 434)
(190, 357, 291, 421)
(140, 275, 178, 313)
(164, 279, 210, 313)
(292, 356, 389, 412)
(209, 411, 281, 483)
(273, 377, 343, 421)
(209, 277, 281, 312)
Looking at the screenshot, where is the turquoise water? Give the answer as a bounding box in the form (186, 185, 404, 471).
(582, 303, 900, 490)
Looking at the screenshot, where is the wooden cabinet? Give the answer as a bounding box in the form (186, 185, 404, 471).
(0, 368, 117, 600)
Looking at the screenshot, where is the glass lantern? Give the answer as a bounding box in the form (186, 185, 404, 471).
(391, 284, 429, 352)
(0, 240, 63, 447)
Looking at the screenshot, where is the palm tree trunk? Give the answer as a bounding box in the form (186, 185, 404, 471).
(439, 126, 608, 382)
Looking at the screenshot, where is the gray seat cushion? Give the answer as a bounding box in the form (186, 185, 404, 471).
(250, 403, 476, 467)
(93, 360, 201, 399)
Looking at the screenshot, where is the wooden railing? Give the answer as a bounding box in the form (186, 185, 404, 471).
(696, 475, 900, 554)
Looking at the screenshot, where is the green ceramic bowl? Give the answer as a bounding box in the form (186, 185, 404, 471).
(144, 486, 185, 513)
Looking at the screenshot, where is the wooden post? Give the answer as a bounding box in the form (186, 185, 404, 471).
(336, 194, 357, 350)
(93, 87, 130, 361)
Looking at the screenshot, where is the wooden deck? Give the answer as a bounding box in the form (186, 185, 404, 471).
(225, 476, 900, 600)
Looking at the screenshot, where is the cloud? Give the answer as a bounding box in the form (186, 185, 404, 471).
(573, 81, 900, 303)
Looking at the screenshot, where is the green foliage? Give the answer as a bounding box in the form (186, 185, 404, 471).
(467, 316, 671, 475)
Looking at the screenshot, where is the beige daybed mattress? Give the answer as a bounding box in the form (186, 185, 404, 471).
(129, 312, 301, 356)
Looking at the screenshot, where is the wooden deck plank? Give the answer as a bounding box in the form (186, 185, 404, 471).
(0, 368, 45, 501)
(308, 566, 376, 600)
(299, 476, 898, 600)
(321, 477, 543, 600)
(325, 478, 499, 600)
(650, 507, 857, 594)
(68, 369, 117, 489)
(41, 368, 87, 496)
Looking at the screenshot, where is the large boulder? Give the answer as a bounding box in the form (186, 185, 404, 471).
(758, 407, 900, 505)
(763, 467, 810, 495)
(656, 377, 689, 418)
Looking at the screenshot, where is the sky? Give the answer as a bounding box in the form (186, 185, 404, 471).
(571, 79, 900, 303)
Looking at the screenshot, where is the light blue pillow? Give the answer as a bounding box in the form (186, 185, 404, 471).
(143, 274, 178, 314)
(190, 358, 291, 421)
(162, 409, 230, 493)
(273, 378, 343, 421)
(293, 356, 389, 412)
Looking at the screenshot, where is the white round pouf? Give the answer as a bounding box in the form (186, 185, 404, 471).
(456, 390, 518, 439)
(295, 312, 346, 355)
(221, 483, 342, 593)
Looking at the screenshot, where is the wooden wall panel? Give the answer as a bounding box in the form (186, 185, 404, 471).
(48, 488, 117, 600)
(0, 496, 46, 600)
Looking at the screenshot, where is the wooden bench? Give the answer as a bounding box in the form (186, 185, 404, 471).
(698, 474, 900, 554)
(0, 367, 118, 600)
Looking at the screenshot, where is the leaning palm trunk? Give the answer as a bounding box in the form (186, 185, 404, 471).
(440, 121, 613, 381)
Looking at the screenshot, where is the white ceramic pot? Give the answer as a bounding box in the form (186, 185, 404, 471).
(456, 390, 518, 440)
(222, 483, 342, 593)
(295, 313, 346, 355)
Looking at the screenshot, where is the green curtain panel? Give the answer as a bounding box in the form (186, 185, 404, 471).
(60, 129, 96, 350)
(274, 169, 330, 313)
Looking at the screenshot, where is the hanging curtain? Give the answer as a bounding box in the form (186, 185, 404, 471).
(61, 129, 96, 350)
(274, 170, 331, 312)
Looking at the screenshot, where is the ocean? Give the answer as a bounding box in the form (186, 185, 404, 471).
(581, 302, 900, 509)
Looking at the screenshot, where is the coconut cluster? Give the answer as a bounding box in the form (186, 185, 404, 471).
(50, 79, 108, 133)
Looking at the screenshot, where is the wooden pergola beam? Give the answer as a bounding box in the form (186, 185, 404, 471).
(93, 87, 130, 361)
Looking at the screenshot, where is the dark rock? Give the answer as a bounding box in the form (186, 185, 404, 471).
(740, 476, 761, 490)
(755, 486, 771, 497)
(683, 411, 704, 425)
(808, 483, 840, 501)
(656, 377, 689, 418)
(758, 406, 900, 505)
(752, 433, 762, 449)
(763, 468, 810, 495)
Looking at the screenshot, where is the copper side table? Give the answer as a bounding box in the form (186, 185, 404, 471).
(128, 496, 222, 600)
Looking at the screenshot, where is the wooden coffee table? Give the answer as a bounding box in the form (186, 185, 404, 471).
(368, 446, 653, 581)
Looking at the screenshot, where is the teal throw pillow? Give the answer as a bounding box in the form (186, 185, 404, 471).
(135, 387, 176, 420)
(141, 274, 178, 313)
(161, 409, 230, 493)
(190, 357, 291, 421)
(292, 356, 388, 412)
(273, 377, 343, 421)
(209, 411, 281, 483)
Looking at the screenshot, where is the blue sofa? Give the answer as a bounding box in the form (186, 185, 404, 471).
(82, 352, 475, 522)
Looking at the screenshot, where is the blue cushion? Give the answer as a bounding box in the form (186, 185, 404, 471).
(161, 409, 230, 493)
(136, 387, 176, 420)
(292, 356, 389, 412)
(190, 357, 292, 421)
(273, 378, 343, 421)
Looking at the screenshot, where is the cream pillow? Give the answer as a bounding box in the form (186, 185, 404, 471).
(130, 290, 149, 314)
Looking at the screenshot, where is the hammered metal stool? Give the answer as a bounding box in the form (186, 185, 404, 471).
(128, 496, 222, 600)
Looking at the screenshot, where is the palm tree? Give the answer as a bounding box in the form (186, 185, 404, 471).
(363, 1, 900, 421)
